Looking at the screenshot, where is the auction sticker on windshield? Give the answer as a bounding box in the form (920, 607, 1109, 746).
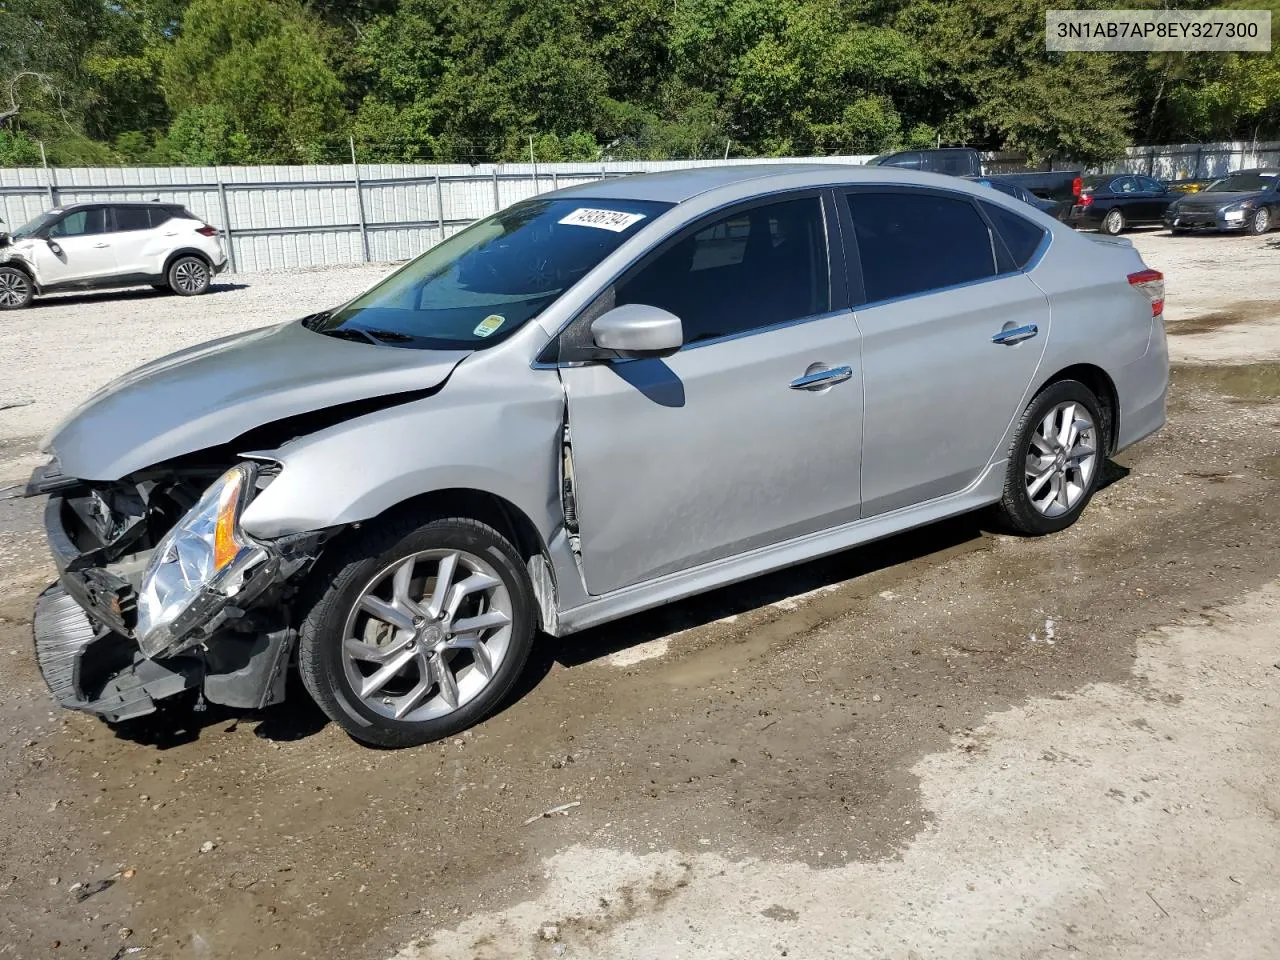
(558, 208, 648, 232)
(473, 314, 505, 337)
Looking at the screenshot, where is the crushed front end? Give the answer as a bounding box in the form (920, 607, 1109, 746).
(26, 459, 323, 722)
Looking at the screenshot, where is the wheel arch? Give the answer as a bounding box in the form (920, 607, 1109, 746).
(1034, 363, 1119, 454)
(0, 255, 39, 290)
(329, 487, 560, 634)
(162, 247, 212, 277)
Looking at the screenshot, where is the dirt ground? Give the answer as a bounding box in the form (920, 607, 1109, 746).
(0, 229, 1278, 960)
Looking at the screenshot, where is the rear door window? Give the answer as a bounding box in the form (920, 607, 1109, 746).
(112, 206, 153, 232)
(845, 190, 997, 303)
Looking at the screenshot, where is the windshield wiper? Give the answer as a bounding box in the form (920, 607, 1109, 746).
(318, 327, 381, 345)
(359, 328, 416, 343)
(316, 326, 417, 346)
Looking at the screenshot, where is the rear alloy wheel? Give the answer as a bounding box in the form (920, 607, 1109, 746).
(167, 255, 211, 296)
(0, 266, 33, 310)
(1101, 209, 1125, 235)
(298, 516, 536, 748)
(994, 380, 1104, 535)
(1247, 206, 1271, 236)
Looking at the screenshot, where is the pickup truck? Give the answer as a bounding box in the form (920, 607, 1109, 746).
(866, 147, 1083, 205)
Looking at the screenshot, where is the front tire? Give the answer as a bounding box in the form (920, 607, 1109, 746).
(1101, 209, 1125, 235)
(993, 380, 1105, 535)
(298, 516, 536, 748)
(0, 266, 34, 310)
(1247, 206, 1272, 236)
(167, 255, 211, 296)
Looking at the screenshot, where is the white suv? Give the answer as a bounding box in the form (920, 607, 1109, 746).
(0, 201, 228, 310)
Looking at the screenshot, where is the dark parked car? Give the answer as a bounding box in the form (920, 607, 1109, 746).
(966, 177, 1070, 220)
(1164, 168, 1279, 235)
(1068, 175, 1178, 235)
(866, 147, 1082, 206)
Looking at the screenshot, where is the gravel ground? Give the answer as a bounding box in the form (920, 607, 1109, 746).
(0, 229, 1278, 959)
(0, 262, 394, 482)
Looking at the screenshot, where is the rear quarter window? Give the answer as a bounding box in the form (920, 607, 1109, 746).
(980, 201, 1049, 270)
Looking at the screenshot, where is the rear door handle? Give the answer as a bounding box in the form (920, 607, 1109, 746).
(991, 324, 1038, 345)
(790, 365, 854, 390)
(93, 242, 110, 248)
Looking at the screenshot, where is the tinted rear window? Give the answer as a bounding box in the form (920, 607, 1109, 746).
(113, 207, 152, 231)
(981, 201, 1049, 269)
(846, 191, 996, 303)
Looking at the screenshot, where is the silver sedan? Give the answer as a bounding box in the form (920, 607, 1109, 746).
(23, 165, 1169, 747)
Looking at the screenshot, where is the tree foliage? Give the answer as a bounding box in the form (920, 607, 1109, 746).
(0, 0, 1275, 166)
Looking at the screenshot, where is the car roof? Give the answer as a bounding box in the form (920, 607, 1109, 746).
(54, 200, 177, 211)
(550, 163, 1000, 204)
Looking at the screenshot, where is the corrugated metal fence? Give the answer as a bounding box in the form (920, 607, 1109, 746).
(0, 157, 873, 273)
(1108, 140, 1280, 181)
(4, 141, 1273, 272)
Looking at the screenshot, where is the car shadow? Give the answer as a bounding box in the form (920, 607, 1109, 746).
(500, 512, 996, 717)
(37, 282, 248, 308)
(109, 673, 328, 749)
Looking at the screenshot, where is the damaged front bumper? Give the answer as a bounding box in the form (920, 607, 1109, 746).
(30, 470, 319, 723)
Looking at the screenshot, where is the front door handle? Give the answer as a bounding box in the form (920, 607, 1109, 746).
(790, 365, 854, 390)
(991, 323, 1038, 345)
(93, 242, 110, 248)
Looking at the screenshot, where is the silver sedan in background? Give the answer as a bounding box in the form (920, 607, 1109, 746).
(21, 165, 1169, 747)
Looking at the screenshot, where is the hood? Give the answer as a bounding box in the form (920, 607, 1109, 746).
(1175, 190, 1262, 210)
(47, 320, 470, 481)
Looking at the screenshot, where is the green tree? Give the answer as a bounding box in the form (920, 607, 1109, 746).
(162, 0, 345, 162)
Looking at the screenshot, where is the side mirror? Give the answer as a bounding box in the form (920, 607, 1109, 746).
(45, 237, 62, 256)
(590, 304, 683, 359)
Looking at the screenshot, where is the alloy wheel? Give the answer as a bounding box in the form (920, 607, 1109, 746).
(1254, 208, 1271, 234)
(1024, 401, 1098, 518)
(340, 549, 513, 723)
(0, 269, 30, 307)
(173, 258, 208, 293)
(1104, 210, 1123, 234)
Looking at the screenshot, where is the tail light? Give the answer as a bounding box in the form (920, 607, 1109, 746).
(1072, 176, 1082, 198)
(1078, 194, 1093, 207)
(196, 225, 218, 237)
(1128, 268, 1164, 317)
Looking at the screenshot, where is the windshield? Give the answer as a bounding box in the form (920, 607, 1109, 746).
(10, 210, 60, 240)
(1205, 171, 1277, 193)
(308, 197, 671, 349)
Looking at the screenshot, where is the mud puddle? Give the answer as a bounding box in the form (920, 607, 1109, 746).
(1167, 300, 1280, 336)
(1171, 361, 1280, 401)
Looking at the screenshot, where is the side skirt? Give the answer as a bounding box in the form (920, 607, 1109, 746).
(552, 461, 1007, 636)
(37, 272, 166, 294)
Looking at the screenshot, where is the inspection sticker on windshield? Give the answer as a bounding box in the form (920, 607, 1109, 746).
(473, 314, 505, 338)
(558, 208, 647, 232)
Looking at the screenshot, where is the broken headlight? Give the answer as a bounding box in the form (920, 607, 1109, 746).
(135, 464, 269, 658)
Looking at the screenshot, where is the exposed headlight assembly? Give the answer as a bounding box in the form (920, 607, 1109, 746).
(135, 463, 274, 658)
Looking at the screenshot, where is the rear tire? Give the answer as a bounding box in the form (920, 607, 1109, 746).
(297, 515, 536, 748)
(0, 266, 33, 310)
(166, 255, 211, 296)
(993, 380, 1105, 536)
(1101, 209, 1125, 235)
